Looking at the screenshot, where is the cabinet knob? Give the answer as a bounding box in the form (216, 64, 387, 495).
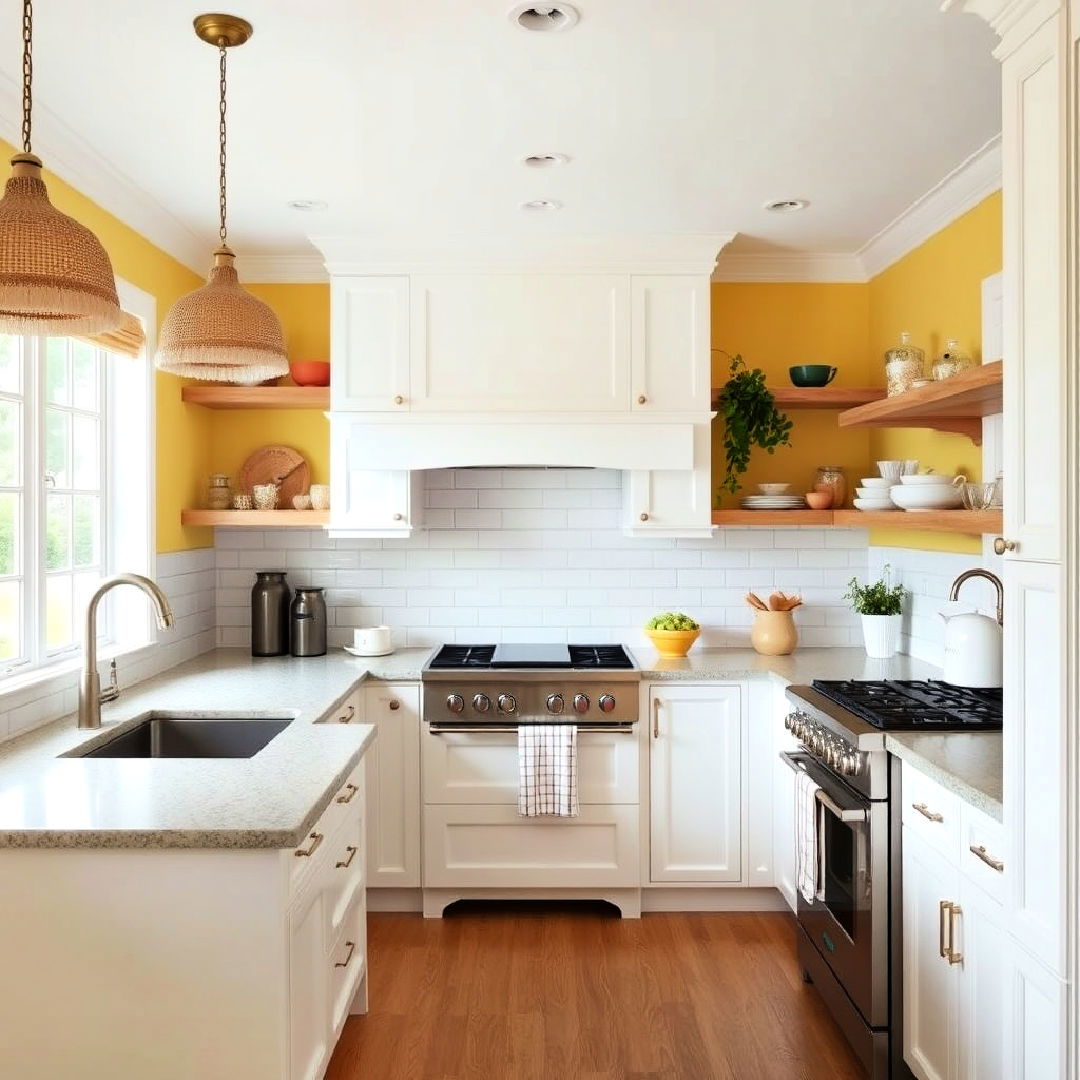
(639, 512, 649, 522)
(393, 394, 405, 405)
(992, 537, 1016, 555)
(393, 513, 405, 521)
(388, 699, 400, 711)
(637, 394, 647, 405)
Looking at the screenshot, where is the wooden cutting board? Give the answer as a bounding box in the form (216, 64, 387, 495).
(238, 445, 310, 506)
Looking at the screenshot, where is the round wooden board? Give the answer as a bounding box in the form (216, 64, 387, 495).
(238, 445, 310, 506)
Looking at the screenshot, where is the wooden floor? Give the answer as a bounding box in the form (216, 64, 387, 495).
(325, 903, 865, 1080)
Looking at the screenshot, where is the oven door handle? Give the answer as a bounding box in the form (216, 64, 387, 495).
(815, 788, 867, 823)
(428, 723, 636, 734)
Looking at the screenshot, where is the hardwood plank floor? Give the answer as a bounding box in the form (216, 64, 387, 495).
(325, 903, 865, 1080)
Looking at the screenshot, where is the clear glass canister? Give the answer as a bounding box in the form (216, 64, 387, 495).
(932, 338, 974, 381)
(884, 331, 925, 396)
(814, 465, 847, 509)
(206, 473, 232, 510)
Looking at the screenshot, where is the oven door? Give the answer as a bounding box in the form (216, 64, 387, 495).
(781, 750, 888, 1029)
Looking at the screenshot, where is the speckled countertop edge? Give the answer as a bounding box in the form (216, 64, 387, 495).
(885, 732, 1003, 821)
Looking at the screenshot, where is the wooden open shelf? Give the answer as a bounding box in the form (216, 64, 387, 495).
(836, 361, 1002, 443)
(711, 386, 884, 410)
(712, 509, 835, 526)
(181, 510, 329, 528)
(181, 385, 330, 410)
(713, 508, 1002, 535)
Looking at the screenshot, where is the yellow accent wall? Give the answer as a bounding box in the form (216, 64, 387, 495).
(0, 139, 209, 554)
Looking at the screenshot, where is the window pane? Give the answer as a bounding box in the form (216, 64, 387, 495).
(45, 574, 73, 650)
(0, 493, 17, 576)
(45, 493, 71, 571)
(72, 415, 99, 490)
(0, 580, 19, 661)
(0, 400, 19, 487)
(74, 571, 100, 632)
(73, 495, 99, 568)
(0, 335, 20, 394)
(45, 339, 70, 405)
(71, 342, 98, 410)
(45, 409, 70, 488)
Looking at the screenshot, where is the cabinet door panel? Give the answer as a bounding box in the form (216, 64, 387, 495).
(955, 882, 1006, 1080)
(364, 685, 422, 887)
(1002, 939, 1066, 1080)
(649, 684, 742, 882)
(289, 885, 329, 1080)
(331, 277, 410, 411)
(631, 276, 709, 413)
(409, 274, 630, 412)
(624, 425, 713, 536)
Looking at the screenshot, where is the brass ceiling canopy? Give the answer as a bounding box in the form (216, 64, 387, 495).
(156, 12, 287, 384)
(0, 0, 122, 336)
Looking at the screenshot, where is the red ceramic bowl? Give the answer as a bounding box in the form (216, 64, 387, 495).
(289, 360, 331, 387)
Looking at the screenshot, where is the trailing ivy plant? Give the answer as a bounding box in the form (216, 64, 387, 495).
(843, 569, 906, 616)
(716, 354, 794, 495)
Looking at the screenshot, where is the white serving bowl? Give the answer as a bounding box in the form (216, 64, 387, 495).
(853, 497, 897, 511)
(860, 477, 891, 489)
(757, 483, 791, 496)
(889, 484, 964, 511)
(856, 486, 895, 501)
(899, 473, 966, 487)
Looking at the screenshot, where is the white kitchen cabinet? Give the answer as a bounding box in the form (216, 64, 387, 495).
(623, 423, 714, 537)
(1002, 938, 1067, 1080)
(331, 276, 410, 412)
(649, 684, 742, 883)
(363, 683, 421, 888)
(772, 683, 800, 912)
(955, 876, 1007, 1080)
(630, 275, 710, 414)
(289, 878, 331, 1080)
(408, 273, 631, 413)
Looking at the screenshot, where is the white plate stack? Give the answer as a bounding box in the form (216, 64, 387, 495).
(740, 494, 808, 510)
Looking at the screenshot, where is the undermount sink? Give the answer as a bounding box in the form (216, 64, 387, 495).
(79, 716, 292, 759)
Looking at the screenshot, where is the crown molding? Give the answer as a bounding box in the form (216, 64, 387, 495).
(711, 252, 865, 283)
(237, 254, 328, 284)
(941, 0, 1059, 51)
(856, 134, 1001, 278)
(0, 72, 205, 274)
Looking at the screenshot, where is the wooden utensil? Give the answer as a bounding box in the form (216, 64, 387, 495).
(745, 592, 769, 612)
(239, 445, 310, 506)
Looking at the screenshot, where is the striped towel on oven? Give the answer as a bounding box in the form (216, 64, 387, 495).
(518, 724, 579, 817)
(795, 769, 821, 904)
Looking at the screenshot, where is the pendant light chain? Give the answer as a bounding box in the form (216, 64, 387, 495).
(21, 0, 33, 154)
(218, 38, 228, 246)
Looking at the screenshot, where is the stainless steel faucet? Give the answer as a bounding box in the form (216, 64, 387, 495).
(948, 568, 1005, 625)
(78, 573, 175, 729)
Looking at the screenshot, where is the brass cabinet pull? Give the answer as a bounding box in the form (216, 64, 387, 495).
(335, 845, 358, 870)
(640, 512, 649, 521)
(294, 831, 324, 858)
(393, 395, 405, 405)
(912, 802, 944, 823)
(939, 899, 950, 959)
(336, 782, 359, 805)
(653, 697, 661, 739)
(337, 704, 356, 724)
(947, 903, 963, 964)
(992, 537, 1017, 555)
(968, 844, 1004, 873)
(637, 394, 647, 405)
(334, 940, 356, 968)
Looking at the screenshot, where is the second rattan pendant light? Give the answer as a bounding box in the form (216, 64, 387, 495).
(156, 14, 287, 384)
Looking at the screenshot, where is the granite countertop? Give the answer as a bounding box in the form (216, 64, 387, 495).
(885, 731, 1003, 821)
(0, 649, 428, 851)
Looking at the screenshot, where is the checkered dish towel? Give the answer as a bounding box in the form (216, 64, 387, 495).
(518, 724, 579, 817)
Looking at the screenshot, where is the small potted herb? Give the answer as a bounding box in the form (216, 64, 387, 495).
(844, 570, 906, 659)
(645, 612, 701, 657)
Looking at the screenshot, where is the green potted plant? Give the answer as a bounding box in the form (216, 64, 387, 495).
(844, 570, 906, 658)
(644, 612, 700, 657)
(714, 353, 794, 497)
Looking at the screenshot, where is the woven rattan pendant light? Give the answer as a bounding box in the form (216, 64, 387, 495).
(155, 14, 286, 384)
(0, 0, 122, 335)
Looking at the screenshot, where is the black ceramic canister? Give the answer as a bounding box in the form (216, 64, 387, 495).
(251, 571, 291, 657)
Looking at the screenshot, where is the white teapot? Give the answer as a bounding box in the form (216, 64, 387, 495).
(940, 569, 1003, 689)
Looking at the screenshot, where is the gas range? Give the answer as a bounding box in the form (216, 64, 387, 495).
(420, 643, 640, 728)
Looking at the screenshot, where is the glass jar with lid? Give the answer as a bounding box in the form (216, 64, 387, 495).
(814, 465, 847, 509)
(206, 473, 232, 510)
(932, 338, 974, 381)
(884, 331, 925, 396)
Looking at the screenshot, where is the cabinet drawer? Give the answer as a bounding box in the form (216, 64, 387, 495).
(960, 802, 1006, 905)
(325, 814, 365, 944)
(902, 764, 960, 858)
(288, 763, 365, 897)
(318, 689, 364, 726)
(328, 893, 367, 1040)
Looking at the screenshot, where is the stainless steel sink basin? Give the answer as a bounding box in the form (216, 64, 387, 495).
(80, 717, 292, 759)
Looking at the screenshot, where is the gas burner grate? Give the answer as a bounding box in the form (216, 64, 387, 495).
(428, 644, 496, 669)
(811, 679, 1002, 731)
(568, 645, 635, 669)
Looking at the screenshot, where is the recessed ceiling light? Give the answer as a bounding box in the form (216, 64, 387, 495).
(521, 199, 562, 211)
(764, 198, 809, 213)
(523, 153, 570, 168)
(287, 199, 328, 212)
(510, 4, 580, 32)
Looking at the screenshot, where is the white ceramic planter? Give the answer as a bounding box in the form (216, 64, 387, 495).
(860, 613, 902, 659)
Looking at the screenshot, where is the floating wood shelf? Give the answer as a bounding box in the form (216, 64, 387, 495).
(711, 510, 835, 526)
(836, 361, 1002, 443)
(832, 509, 1002, 535)
(711, 386, 885, 410)
(181, 386, 330, 410)
(181, 510, 329, 528)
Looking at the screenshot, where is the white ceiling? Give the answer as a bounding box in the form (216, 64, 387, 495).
(0, 1, 1001, 271)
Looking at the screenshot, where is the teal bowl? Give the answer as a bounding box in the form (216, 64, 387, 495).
(789, 365, 837, 387)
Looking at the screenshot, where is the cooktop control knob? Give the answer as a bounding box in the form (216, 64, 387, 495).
(446, 693, 465, 714)
(472, 693, 492, 714)
(545, 693, 565, 715)
(598, 693, 616, 713)
(497, 693, 518, 715)
(573, 693, 590, 714)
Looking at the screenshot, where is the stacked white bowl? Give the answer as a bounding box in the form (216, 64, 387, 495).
(853, 476, 895, 512)
(889, 473, 966, 511)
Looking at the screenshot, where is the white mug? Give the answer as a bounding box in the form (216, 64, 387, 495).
(353, 625, 391, 654)
(310, 484, 330, 511)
